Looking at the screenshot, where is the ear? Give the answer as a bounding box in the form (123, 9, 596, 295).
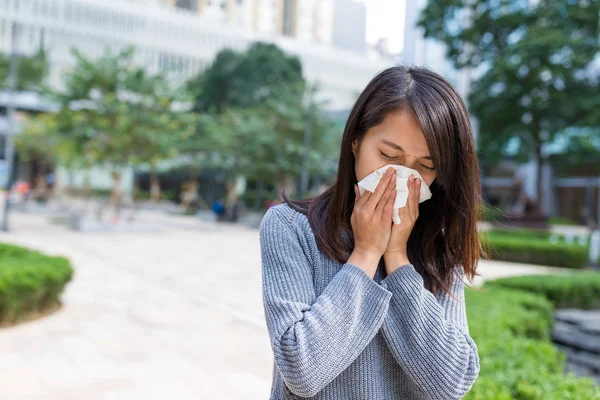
(351, 140, 357, 156)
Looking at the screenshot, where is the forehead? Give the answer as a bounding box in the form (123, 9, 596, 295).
(367, 109, 429, 150)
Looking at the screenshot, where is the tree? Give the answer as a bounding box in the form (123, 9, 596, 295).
(186, 42, 341, 209)
(0, 48, 47, 90)
(26, 47, 196, 213)
(548, 127, 600, 176)
(419, 0, 600, 201)
(204, 93, 339, 206)
(187, 42, 305, 114)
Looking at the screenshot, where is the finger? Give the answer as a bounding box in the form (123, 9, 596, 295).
(380, 188, 396, 222)
(366, 168, 395, 210)
(398, 203, 408, 224)
(356, 188, 371, 208)
(408, 176, 420, 219)
(376, 172, 397, 215)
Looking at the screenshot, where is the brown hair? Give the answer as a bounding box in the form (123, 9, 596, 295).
(284, 66, 482, 295)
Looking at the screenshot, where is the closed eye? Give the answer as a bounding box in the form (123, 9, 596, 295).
(380, 151, 435, 171)
(380, 151, 396, 160)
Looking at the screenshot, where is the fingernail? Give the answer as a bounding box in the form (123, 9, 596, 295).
(386, 168, 394, 176)
(415, 178, 421, 186)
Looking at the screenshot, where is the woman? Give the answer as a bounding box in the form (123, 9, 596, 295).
(259, 66, 481, 399)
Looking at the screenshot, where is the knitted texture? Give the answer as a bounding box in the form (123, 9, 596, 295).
(259, 203, 480, 399)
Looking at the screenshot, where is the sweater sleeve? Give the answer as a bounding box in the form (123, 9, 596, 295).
(259, 207, 393, 398)
(379, 264, 480, 400)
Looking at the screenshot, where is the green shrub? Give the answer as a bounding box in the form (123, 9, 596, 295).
(481, 232, 589, 269)
(485, 228, 554, 240)
(485, 272, 600, 309)
(465, 285, 600, 399)
(549, 216, 580, 226)
(0, 243, 74, 325)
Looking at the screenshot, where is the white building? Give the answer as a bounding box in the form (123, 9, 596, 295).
(0, 0, 390, 192)
(332, 0, 367, 54)
(403, 0, 472, 99)
(150, 0, 335, 46)
(0, 0, 389, 109)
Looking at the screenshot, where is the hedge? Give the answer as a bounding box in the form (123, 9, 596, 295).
(549, 217, 580, 226)
(484, 272, 600, 310)
(465, 276, 600, 399)
(485, 228, 554, 241)
(0, 243, 74, 325)
(481, 231, 590, 269)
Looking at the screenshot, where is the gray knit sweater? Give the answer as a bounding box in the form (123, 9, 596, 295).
(259, 204, 480, 400)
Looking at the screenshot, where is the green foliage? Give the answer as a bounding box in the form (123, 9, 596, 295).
(15, 113, 61, 168)
(0, 48, 47, 90)
(485, 272, 600, 309)
(547, 127, 600, 176)
(419, 0, 600, 198)
(465, 284, 600, 399)
(29, 47, 196, 172)
(0, 243, 74, 325)
(481, 230, 590, 268)
(202, 96, 339, 185)
(485, 228, 554, 240)
(187, 43, 340, 189)
(187, 42, 305, 114)
(548, 217, 579, 227)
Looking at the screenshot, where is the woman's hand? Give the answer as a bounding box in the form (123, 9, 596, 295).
(384, 175, 421, 275)
(348, 167, 397, 278)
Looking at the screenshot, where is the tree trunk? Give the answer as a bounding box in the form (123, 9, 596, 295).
(150, 171, 161, 205)
(254, 179, 264, 211)
(83, 173, 93, 216)
(179, 180, 199, 214)
(535, 141, 543, 215)
(224, 177, 239, 220)
(110, 171, 122, 221)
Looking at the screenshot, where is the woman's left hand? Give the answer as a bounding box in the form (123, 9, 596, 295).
(384, 175, 421, 274)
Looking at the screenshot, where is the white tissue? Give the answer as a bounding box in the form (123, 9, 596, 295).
(357, 164, 432, 224)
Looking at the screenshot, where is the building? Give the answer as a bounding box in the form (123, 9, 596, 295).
(0, 0, 390, 108)
(332, 0, 367, 54)
(403, 0, 471, 98)
(0, 0, 390, 193)
(157, 0, 335, 46)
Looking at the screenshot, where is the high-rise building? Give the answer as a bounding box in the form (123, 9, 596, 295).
(403, 0, 471, 97)
(0, 0, 389, 109)
(332, 0, 367, 54)
(158, 0, 334, 46)
(0, 0, 390, 194)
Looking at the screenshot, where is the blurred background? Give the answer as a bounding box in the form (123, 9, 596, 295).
(0, 0, 599, 399)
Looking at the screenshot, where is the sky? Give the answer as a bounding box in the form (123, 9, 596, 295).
(364, 0, 407, 53)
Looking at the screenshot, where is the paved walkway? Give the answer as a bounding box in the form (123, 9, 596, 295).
(0, 210, 572, 399)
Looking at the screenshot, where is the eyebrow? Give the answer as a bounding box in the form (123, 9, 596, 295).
(381, 140, 433, 161)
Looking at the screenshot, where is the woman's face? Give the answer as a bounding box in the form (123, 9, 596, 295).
(352, 108, 437, 186)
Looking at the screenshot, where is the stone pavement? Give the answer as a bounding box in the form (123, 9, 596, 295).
(0, 210, 573, 399)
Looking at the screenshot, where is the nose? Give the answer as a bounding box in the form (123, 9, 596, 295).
(392, 155, 419, 170)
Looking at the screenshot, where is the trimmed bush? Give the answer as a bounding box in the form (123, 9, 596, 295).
(485, 272, 600, 310)
(482, 231, 590, 269)
(0, 243, 74, 325)
(465, 282, 600, 399)
(549, 217, 580, 226)
(485, 228, 554, 241)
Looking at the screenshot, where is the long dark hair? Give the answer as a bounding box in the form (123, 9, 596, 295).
(284, 66, 482, 295)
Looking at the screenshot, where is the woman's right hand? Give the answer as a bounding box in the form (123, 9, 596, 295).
(348, 167, 397, 277)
